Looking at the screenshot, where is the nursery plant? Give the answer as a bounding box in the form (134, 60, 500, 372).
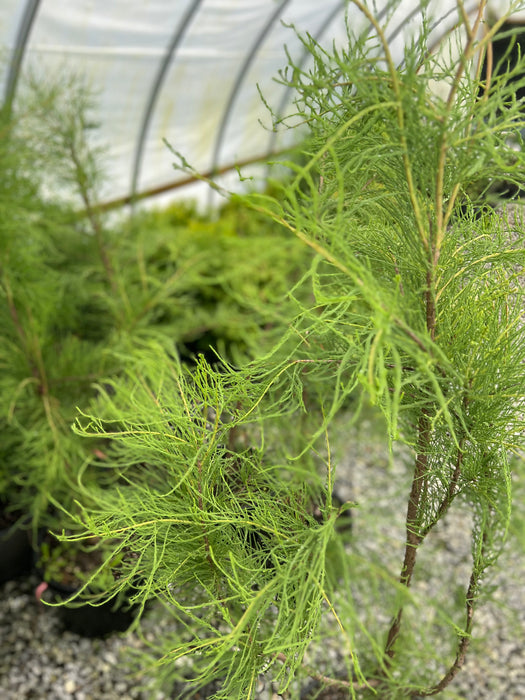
(0, 72, 308, 546)
(56, 1, 525, 697)
(0, 90, 99, 530)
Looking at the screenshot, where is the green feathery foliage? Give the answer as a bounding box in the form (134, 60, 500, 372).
(0, 72, 308, 530)
(29, 1, 525, 698)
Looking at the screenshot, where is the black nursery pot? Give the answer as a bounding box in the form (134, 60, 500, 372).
(46, 578, 138, 638)
(0, 514, 33, 584)
(35, 533, 139, 637)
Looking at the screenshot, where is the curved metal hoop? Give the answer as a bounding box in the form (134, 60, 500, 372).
(265, 0, 349, 160)
(130, 0, 204, 200)
(3, 0, 41, 113)
(208, 0, 293, 195)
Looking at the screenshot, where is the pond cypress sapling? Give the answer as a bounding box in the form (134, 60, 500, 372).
(70, 2, 525, 697)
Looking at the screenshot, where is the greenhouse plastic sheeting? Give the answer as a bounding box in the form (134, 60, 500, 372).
(0, 0, 517, 208)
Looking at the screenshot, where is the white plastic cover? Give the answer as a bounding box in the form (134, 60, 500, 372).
(0, 0, 517, 208)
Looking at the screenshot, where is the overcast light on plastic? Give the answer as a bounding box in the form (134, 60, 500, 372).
(0, 0, 519, 209)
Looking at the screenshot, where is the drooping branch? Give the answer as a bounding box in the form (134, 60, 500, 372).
(274, 652, 380, 693)
(414, 546, 482, 696)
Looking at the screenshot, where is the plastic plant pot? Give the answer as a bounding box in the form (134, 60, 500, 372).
(34, 533, 139, 637)
(0, 510, 33, 584)
(40, 577, 138, 637)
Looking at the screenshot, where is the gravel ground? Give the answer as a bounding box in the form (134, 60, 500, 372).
(1, 420, 524, 699)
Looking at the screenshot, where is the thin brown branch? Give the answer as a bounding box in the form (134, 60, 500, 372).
(414, 564, 479, 696)
(421, 384, 470, 539)
(68, 138, 117, 293)
(435, 1, 487, 251)
(385, 410, 430, 657)
(421, 452, 464, 541)
(350, 0, 429, 250)
(479, 24, 493, 104)
(385, 239, 441, 656)
(274, 652, 380, 692)
(425, 269, 437, 341)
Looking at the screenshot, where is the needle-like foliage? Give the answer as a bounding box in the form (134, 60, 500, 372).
(0, 70, 309, 532)
(67, 2, 525, 697)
